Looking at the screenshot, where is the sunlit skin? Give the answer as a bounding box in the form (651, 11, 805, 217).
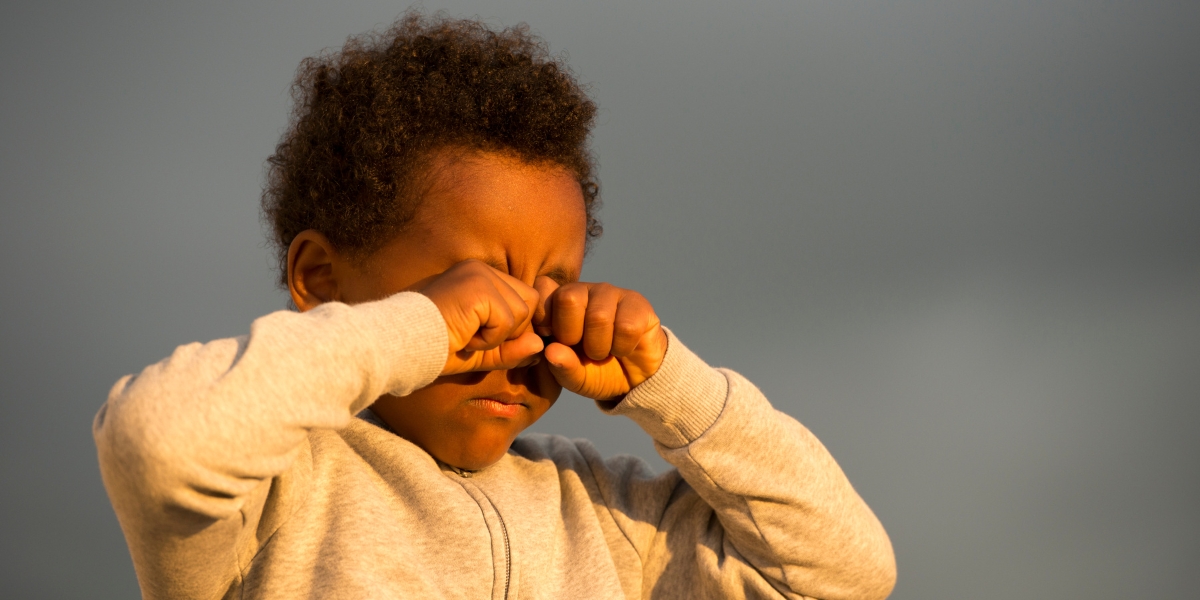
(287, 149, 668, 470)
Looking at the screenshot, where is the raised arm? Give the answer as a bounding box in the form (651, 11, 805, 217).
(93, 293, 447, 598)
(598, 332, 897, 600)
(534, 278, 895, 599)
(96, 258, 552, 599)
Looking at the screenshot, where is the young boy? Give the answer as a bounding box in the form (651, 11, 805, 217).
(94, 14, 896, 600)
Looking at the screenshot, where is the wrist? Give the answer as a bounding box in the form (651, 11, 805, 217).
(600, 328, 728, 448)
(352, 292, 449, 396)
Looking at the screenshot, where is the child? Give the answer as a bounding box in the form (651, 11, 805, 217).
(94, 13, 896, 600)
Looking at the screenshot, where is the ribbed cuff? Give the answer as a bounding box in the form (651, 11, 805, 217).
(598, 328, 728, 449)
(351, 291, 448, 397)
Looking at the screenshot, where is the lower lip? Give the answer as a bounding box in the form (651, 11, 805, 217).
(467, 399, 524, 418)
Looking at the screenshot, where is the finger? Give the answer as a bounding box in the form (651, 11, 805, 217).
(463, 276, 517, 351)
(456, 330, 545, 373)
(480, 270, 535, 339)
(551, 282, 589, 346)
(543, 342, 588, 393)
(532, 276, 560, 336)
(543, 342, 629, 400)
(488, 269, 540, 335)
(610, 292, 657, 357)
(486, 330, 546, 369)
(582, 283, 621, 361)
(463, 295, 514, 350)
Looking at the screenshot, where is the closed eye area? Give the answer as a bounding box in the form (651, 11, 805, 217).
(476, 257, 577, 286)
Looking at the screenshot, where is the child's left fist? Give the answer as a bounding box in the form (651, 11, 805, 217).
(532, 278, 668, 401)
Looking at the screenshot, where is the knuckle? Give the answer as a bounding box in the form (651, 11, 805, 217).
(614, 319, 642, 338)
(520, 286, 540, 303)
(512, 305, 531, 324)
(466, 275, 487, 292)
(495, 307, 515, 328)
(557, 288, 586, 309)
(586, 309, 615, 328)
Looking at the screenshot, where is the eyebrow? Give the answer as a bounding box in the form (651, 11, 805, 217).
(543, 267, 576, 285)
(480, 258, 508, 272)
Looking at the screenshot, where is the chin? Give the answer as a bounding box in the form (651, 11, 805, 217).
(444, 448, 509, 472)
(439, 428, 525, 472)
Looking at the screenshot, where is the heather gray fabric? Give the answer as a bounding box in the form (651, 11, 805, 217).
(94, 291, 895, 599)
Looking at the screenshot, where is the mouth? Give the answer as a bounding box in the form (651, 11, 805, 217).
(466, 397, 526, 418)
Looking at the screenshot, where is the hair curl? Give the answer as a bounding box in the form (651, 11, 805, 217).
(262, 12, 601, 286)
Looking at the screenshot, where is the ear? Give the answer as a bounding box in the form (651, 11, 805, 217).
(287, 230, 342, 312)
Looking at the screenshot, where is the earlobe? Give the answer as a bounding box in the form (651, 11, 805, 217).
(287, 230, 340, 312)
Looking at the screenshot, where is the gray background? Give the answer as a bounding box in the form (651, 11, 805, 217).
(2, 1, 1197, 598)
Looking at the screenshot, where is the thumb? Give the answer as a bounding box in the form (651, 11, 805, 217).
(446, 330, 545, 375)
(543, 342, 588, 393)
(543, 343, 631, 400)
(532, 275, 560, 336)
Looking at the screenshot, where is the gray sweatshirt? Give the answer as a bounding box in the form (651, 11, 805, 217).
(94, 292, 895, 599)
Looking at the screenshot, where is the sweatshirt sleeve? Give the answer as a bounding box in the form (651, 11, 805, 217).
(92, 292, 448, 600)
(594, 329, 897, 600)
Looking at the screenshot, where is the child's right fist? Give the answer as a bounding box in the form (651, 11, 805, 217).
(416, 260, 545, 375)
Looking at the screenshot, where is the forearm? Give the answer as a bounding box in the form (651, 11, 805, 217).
(93, 292, 447, 596)
(605, 331, 896, 600)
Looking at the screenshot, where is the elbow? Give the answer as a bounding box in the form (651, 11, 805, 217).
(869, 555, 898, 600)
(784, 542, 896, 600)
(814, 531, 897, 600)
(847, 499, 897, 600)
(814, 557, 895, 600)
(96, 429, 250, 523)
(855, 537, 897, 600)
(95, 393, 246, 523)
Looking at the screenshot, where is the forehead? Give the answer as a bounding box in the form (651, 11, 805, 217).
(403, 150, 588, 281)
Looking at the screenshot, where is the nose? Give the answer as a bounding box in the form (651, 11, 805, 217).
(504, 363, 537, 387)
(454, 366, 536, 388)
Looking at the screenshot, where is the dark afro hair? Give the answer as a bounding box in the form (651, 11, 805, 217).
(262, 11, 601, 286)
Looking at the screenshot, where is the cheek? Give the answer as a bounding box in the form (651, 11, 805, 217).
(528, 362, 563, 406)
(380, 383, 465, 438)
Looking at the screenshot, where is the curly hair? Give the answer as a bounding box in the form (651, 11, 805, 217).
(262, 12, 601, 286)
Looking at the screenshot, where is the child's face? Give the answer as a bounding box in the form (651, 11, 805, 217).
(328, 150, 587, 469)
